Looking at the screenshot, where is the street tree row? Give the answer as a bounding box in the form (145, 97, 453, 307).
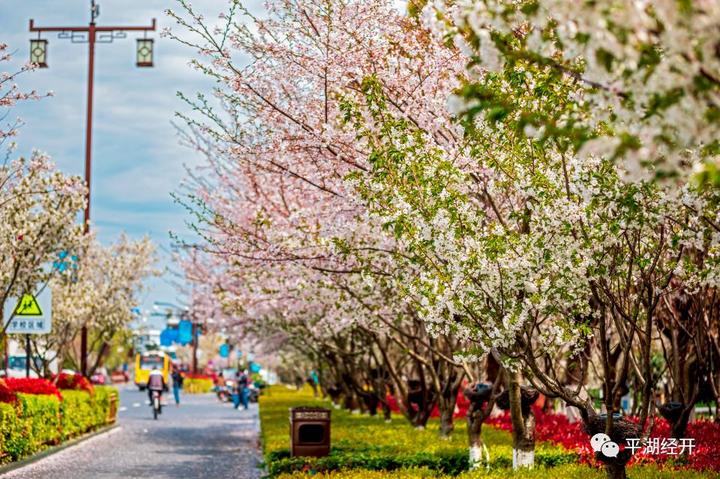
(169, 2, 720, 478)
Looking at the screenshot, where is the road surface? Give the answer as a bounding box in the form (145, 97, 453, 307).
(3, 386, 262, 479)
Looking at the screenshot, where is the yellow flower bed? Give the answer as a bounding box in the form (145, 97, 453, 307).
(182, 377, 214, 394)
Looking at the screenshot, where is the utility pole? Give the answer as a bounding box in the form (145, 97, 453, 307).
(25, 335, 31, 378)
(191, 320, 199, 374)
(29, 1, 156, 376)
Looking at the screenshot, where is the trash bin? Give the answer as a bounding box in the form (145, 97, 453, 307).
(290, 407, 331, 457)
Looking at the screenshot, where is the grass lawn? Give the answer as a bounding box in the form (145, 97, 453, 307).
(259, 386, 719, 478)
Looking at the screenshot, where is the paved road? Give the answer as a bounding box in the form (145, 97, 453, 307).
(3, 386, 262, 479)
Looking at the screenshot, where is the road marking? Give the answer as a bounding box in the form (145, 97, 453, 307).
(118, 406, 127, 412)
(132, 402, 140, 408)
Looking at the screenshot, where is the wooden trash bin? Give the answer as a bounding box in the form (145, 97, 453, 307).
(290, 407, 331, 457)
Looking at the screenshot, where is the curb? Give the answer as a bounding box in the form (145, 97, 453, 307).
(0, 423, 121, 476)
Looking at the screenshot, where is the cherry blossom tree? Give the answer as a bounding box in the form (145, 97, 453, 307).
(335, 4, 720, 477)
(33, 235, 157, 376)
(1, 43, 50, 152)
(168, 0, 474, 435)
(427, 0, 720, 185)
(0, 152, 86, 337)
(0, 42, 84, 338)
(168, 3, 720, 477)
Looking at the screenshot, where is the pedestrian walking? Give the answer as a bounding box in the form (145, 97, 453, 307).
(238, 369, 250, 410)
(307, 370, 319, 397)
(171, 366, 184, 407)
(232, 371, 242, 409)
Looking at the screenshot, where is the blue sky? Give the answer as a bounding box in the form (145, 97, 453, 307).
(1, 0, 262, 321)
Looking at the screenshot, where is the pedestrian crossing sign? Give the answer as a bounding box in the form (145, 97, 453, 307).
(12, 294, 43, 316)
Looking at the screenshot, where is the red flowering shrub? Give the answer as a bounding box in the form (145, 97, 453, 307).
(0, 378, 18, 403)
(184, 373, 212, 380)
(486, 406, 720, 472)
(53, 373, 94, 395)
(5, 378, 62, 401)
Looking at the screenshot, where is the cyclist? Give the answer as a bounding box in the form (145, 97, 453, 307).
(147, 366, 165, 406)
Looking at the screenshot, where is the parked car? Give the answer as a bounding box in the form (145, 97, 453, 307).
(90, 368, 111, 385)
(110, 369, 129, 383)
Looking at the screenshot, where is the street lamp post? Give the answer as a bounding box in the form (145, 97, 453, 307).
(29, 1, 156, 377)
(191, 317, 200, 374)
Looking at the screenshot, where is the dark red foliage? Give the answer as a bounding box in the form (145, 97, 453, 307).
(0, 379, 18, 404)
(184, 373, 212, 380)
(53, 373, 94, 394)
(486, 406, 720, 472)
(5, 377, 62, 401)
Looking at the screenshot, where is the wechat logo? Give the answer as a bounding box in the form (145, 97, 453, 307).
(591, 433, 619, 458)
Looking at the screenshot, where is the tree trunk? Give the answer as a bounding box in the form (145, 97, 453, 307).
(365, 392, 379, 416)
(467, 402, 486, 469)
(438, 383, 459, 437)
(508, 370, 535, 469)
(342, 389, 358, 412)
(439, 402, 454, 437)
(383, 402, 392, 422)
(412, 407, 432, 429)
(670, 406, 693, 439)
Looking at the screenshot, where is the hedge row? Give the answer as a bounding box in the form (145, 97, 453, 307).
(0, 386, 118, 464)
(266, 448, 575, 476)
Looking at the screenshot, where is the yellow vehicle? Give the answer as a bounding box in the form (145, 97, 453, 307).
(134, 352, 170, 391)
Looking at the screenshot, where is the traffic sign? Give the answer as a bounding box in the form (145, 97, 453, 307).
(13, 294, 43, 316)
(3, 288, 52, 334)
(160, 328, 179, 346)
(178, 320, 193, 345)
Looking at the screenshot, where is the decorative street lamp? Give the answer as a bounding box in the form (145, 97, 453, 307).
(29, 39, 48, 67)
(136, 38, 154, 67)
(28, 0, 157, 377)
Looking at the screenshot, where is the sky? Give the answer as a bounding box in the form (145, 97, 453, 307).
(1, 0, 265, 326)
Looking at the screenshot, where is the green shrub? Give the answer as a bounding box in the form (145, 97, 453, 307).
(266, 446, 578, 476)
(0, 394, 61, 462)
(0, 402, 24, 464)
(94, 385, 119, 425)
(60, 386, 117, 439)
(60, 390, 95, 439)
(18, 393, 61, 453)
(267, 450, 469, 476)
(0, 385, 118, 463)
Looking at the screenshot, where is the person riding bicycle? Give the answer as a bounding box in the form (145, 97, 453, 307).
(147, 366, 165, 405)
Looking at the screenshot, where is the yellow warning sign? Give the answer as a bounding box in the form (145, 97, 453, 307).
(12, 294, 43, 317)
